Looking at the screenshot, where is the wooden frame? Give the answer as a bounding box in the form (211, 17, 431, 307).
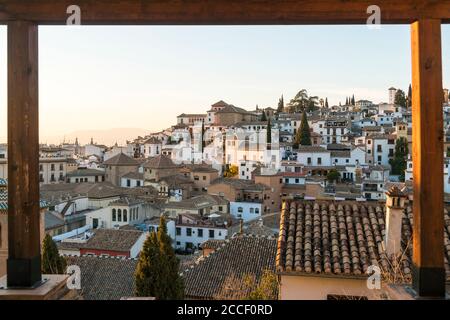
(1, 0, 449, 296)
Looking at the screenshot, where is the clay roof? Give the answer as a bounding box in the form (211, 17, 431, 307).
(103, 153, 139, 166)
(182, 234, 277, 299)
(59, 229, 143, 253)
(215, 104, 250, 115)
(66, 255, 137, 300)
(276, 200, 450, 282)
(143, 154, 177, 169)
(297, 146, 328, 153)
(210, 178, 268, 191)
(66, 168, 105, 177)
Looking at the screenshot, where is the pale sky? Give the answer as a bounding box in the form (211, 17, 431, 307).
(0, 25, 449, 145)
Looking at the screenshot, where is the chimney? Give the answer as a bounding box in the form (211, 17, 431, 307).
(384, 186, 407, 257)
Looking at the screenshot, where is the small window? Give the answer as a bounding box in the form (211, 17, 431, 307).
(176, 227, 181, 236)
(112, 209, 116, 221)
(238, 207, 243, 213)
(209, 229, 214, 238)
(198, 229, 203, 237)
(186, 228, 192, 236)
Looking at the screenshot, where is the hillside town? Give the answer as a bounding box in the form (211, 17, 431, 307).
(1, 86, 450, 300)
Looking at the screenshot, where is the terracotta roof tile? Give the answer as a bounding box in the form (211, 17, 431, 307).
(277, 200, 450, 282)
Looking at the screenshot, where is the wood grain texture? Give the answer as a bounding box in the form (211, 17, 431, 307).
(7, 21, 40, 261)
(411, 19, 444, 270)
(0, 0, 449, 25)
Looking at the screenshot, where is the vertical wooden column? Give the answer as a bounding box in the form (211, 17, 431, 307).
(411, 19, 445, 297)
(7, 21, 41, 288)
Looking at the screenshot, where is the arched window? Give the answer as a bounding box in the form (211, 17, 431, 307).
(118, 209, 122, 222)
(112, 209, 116, 221)
(123, 209, 128, 222)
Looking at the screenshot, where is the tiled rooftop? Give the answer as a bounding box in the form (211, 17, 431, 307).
(66, 255, 137, 300)
(182, 234, 277, 299)
(276, 200, 450, 282)
(59, 228, 143, 253)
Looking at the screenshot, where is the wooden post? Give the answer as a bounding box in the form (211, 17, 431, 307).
(411, 19, 445, 297)
(7, 21, 41, 288)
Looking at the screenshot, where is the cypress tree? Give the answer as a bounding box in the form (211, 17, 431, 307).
(135, 232, 161, 297)
(351, 94, 355, 106)
(277, 95, 284, 114)
(294, 111, 312, 147)
(201, 120, 205, 153)
(135, 216, 184, 299)
(266, 118, 272, 144)
(325, 97, 329, 108)
(42, 233, 67, 274)
(407, 84, 412, 108)
(157, 216, 184, 299)
(260, 109, 267, 122)
(345, 97, 349, 105)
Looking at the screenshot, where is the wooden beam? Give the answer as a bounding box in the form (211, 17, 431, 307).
(7, 20, 41, 288)
(0, 0, 449, 25)
(411, 19, 445, 297)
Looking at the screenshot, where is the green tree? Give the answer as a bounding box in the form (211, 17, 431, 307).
(351, 94, 355, 106)
(245, 269, 279, 300)
(345, 97, 349, 105)
(294, 111, 312, 148)
(135, 217, 184, 299)
(277, 95, 284, 114)
(389, 137, 409, 181)
(260, 109, 267, 121)
(307, 96, 319, 112)
(394, 89, 407, 108)
(201, 120, 205, 153)
(42, 234, 67, 274)
(135, 232, 161, 297)
(325, 97, 329, 108)
(157, 216, 184, 299)
(288, 89, 309, 113)
(326, 169, 340, 183)
(407, 84, 412, 108)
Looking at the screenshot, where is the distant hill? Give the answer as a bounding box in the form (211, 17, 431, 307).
(41, 128, 151, 146)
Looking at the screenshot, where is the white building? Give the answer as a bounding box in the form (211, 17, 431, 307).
(361, 165, 390, 200)
(230, 201, 262, 222)
(296, 146, 331, 166)
(225, 126, 281, 169)
(120, 172, 144, 188)
(388, 87, 397, 104)
(366, 135, 395, 166)
(173, 214, 228, 250)
(86, 198, 159, 229)
(330, 146, 366, 166)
